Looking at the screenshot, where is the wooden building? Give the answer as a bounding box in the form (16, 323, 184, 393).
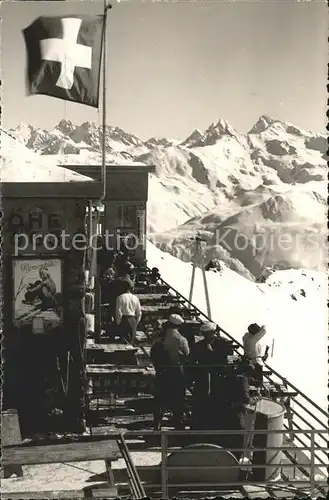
(64, 165, 156, 261)
(1, 163, 154, 435)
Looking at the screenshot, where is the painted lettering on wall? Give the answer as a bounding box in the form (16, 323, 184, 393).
(8, 208, 63, 249)
(8, 209, 62, 232)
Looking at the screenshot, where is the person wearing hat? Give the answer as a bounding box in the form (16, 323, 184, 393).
(151, 314, 190, 429)
(163, 314, 190, 364)
(115, 280, 142, 344)
(242, 323, 267, 385)
(188, 321, 233, 429)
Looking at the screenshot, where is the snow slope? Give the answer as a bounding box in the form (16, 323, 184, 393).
(152, 183, 327, 278)
(0, 128, 92, 182)
(146, 241, 328, 415)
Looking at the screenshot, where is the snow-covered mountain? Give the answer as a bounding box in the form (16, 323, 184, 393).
(7, 114, 327, 277)
(10, 120, 145, 156)
(0, 127, 92, 182)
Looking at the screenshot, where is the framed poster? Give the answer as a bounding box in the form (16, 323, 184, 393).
(13, 258, 63, 330)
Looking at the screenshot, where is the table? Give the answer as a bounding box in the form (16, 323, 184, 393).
(142, 305, 201, 319)
(135, 283, 170, 294)
(87, 364, 156, 395)
(86, 344, 138, 365)
(136, 293, 184, 304)
(250, 383, 298, 399)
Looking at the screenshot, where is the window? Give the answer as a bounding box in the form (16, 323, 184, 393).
(116, 204, 137, 229)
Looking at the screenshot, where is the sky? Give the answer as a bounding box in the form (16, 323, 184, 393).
(1, 0, 327, 140)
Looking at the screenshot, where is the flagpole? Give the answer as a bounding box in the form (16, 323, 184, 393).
(100, 1, 112, 201)
(95, 1, 111, 343)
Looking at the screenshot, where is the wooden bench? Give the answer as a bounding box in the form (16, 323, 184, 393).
(142, 305, 172, 314)
(2, 434, 123, 498)
(1, 491, 92, 499)
(86, 344, 138, 365)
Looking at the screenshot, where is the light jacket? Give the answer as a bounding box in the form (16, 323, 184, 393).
(242, 326, 266, 364)
(116, 292, 142, 324)
(163, 327, 190, 365)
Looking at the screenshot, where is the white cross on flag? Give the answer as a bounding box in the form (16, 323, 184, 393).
(23, 15, 104, 107)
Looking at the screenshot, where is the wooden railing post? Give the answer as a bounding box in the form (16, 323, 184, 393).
(310, 430, 315, 492)
(161, 431, 168, 499)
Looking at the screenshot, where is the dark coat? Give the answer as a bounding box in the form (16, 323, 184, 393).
(188, 337, 233, 397)
(150, 339, 186, 414)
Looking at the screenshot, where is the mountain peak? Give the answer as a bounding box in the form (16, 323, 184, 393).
(200, 117, 238, 146)
(180, 129, 203, 147)
(14, 122, 34, 131)
(79, 121, 99, 131)
(249, 115, 278, 134)
(55, 119, 75, 135)
(209, 118, 233, 132)
(181, 119, 238, 148)
(145, 136, 176, 148)
(10, 122, 35, 137)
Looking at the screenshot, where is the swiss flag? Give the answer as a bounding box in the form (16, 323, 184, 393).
(23, 15, 104, 108)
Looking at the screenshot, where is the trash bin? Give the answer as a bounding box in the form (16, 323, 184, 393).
(166, 443, 240, 486)
(245, 398, 285, 481)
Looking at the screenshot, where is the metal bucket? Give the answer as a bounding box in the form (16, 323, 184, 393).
(166, 443, 240, 485)
(245, 398, 285, 481)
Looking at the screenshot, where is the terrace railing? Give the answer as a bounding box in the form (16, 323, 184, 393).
(123, 428, 328, 499)
(150, 272, 328, 470)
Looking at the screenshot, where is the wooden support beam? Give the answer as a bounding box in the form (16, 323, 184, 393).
(2, 439, 121, 467)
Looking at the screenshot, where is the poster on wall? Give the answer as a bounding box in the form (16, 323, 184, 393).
(13, 258, 63, 330)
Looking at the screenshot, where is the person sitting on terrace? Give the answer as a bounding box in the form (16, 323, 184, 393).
(150, 267, 161, 284)
(205, 259, 222, 273)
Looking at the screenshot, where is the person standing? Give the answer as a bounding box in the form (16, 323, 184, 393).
(150, 328, 171, 430)
(242, 323, 267, 385)
(115, 281, 142, 344)
(163, 314, 190, 363)
(188, 322, 233, 429)
(213, 363, 257, 461)
(156, 314, 190, 429)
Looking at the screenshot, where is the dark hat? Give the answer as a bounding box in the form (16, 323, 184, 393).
(248, 323, 261, 335)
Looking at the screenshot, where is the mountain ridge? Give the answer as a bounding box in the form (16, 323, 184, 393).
(5, 115, 327, 278)
(9, 114, 326, 155)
